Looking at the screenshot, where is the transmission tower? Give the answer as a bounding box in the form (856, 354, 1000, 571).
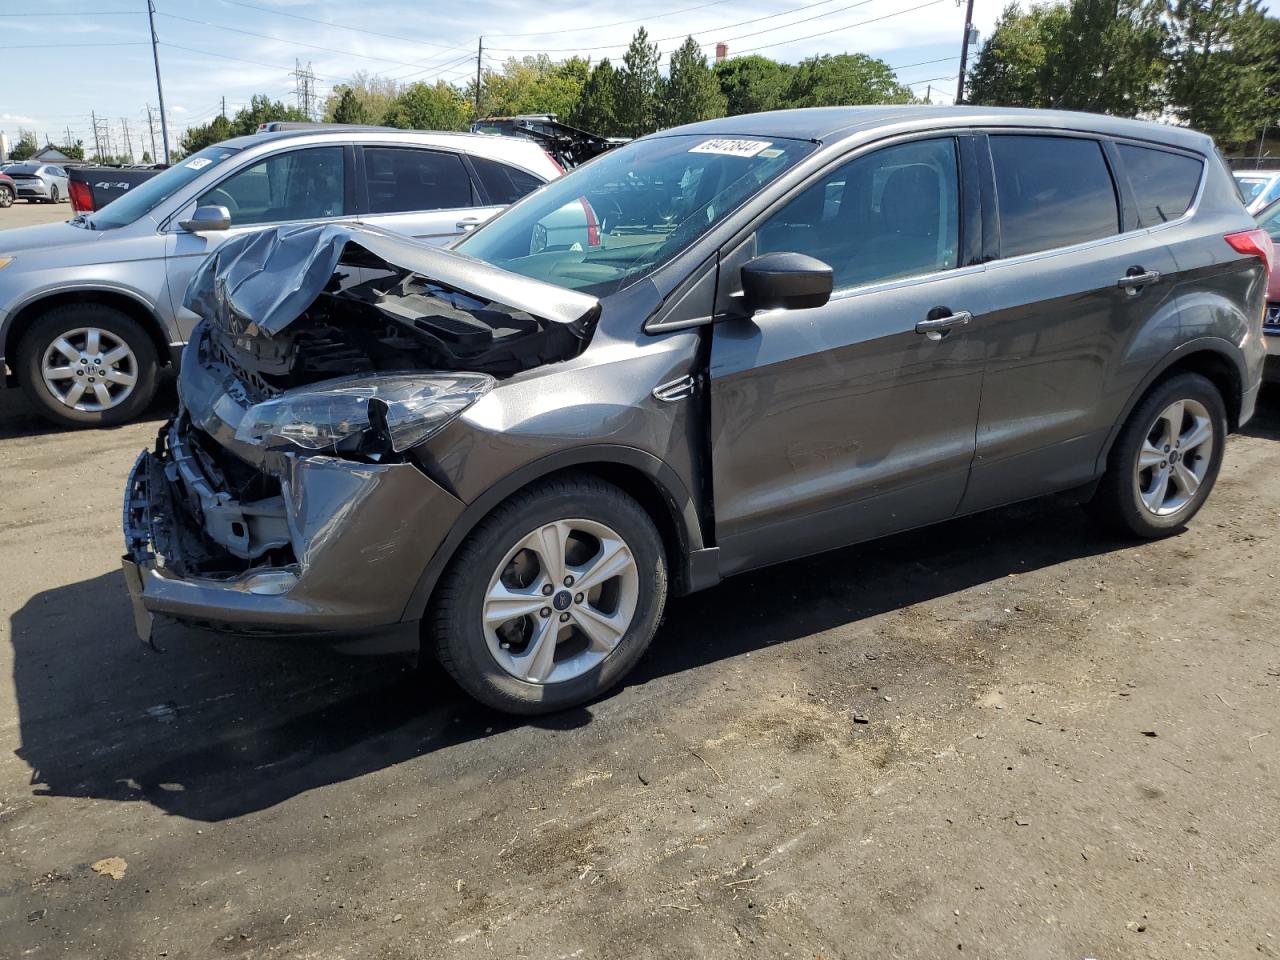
(119, 118, 134, 163)
(293, 59, 317, 120)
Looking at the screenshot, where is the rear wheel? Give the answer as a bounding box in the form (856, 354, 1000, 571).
(429, 475, 667, 715)
(48, 185, 60, 203)
(1090, 372, 1227, 538)
(18, 304, 159, 428)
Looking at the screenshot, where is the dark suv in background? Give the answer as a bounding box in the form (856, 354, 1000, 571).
(124, 107, 1269, 715)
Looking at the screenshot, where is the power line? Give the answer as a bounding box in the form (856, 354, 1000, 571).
(0, 41, 147, 49)
(487, 0, 868, 53)
(214, 0, 473, 55)
(0, 9, 138, 15)
(729, 0, 949, 57)
(485, 0, 740, 38)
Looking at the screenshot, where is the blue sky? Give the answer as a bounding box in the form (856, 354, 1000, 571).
(0, 0, 1114, 159)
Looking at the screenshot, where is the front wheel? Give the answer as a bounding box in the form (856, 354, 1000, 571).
(1090, 372, 1227, 538)
(0, 186, 12, 208)
(18, 304, 160, 428)
(429, 475, 668, 715)
(49, 185, 60, 203)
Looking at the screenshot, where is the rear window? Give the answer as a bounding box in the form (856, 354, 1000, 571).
(990, 135, 1120, 258)
(1119, 144, 1203, 225)
(471, 156, 544, 205)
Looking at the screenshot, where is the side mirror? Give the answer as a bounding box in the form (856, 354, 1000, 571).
(179, 205, 231, 233)
(740, 252, 833, 313)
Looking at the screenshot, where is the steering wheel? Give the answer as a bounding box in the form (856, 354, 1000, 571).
(203, 188, 239, 213)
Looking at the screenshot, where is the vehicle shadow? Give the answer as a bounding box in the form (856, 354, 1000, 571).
(1239, 381, 1280, 440)
(0, 378, 175, 440)
(9, 491, 1121, 823)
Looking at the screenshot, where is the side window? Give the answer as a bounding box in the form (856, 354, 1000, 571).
(990, 135, 1119, 257)
(1118, 144, 1204, 225)
(471, 156, 544, 205)
(363, 147, 473, 214)
(757, 138, 960, 291)
(199, 147, 344, 226)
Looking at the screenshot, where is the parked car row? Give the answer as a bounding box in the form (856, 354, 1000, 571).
(0, 162, 70, 203)
(0, 128, 561, 426)
(108, 107, 1269, 716)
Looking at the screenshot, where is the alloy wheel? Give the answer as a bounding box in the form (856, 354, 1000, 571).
(40, 327, 139, 412)
(482, 518, 639, 684)
(1134, 397, 1214, 517)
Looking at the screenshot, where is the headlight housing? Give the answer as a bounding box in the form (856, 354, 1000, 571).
(235, 372, 494, 457)
(0, 256, 14, 272)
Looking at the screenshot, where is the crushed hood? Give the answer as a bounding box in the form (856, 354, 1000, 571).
(184, 222, 601, 341)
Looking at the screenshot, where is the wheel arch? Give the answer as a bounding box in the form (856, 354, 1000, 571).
(401, 445, 713, 623)
(1096, 337, 1246, 474)
(5, 289, 172, 383)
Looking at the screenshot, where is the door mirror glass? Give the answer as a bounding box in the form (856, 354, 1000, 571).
(740, 252, 833, 313)
(178, 204, 231, 233)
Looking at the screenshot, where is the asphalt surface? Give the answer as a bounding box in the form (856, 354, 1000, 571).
(1, 199, 1279, 958)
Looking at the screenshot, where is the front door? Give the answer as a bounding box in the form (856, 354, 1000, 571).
(356, 146, 502, 245)
(165, 145, 351, 341)
(708, 136, 989, 576)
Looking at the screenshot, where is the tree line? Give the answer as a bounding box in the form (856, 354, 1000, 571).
(967, 0, 1280, 148)
(179, 27, 914, 155)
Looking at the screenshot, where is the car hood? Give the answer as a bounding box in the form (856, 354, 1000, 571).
(0, 219, 104, 255)
(185, 221, 601, 340)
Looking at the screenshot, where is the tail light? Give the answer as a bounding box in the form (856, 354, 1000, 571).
(68, 179, 94, 213)
(1224, 227, 1275, 274)
(577, 197, 600, 248)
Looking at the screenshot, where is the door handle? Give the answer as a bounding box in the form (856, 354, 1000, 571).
(456, 218, 480, 231)
(915, 310, 972, 340)
(1117, 268, 1160, 290)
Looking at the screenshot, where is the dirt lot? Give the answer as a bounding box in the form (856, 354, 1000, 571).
(0, 198, 75, 229)
(0, 206, 1278, 956)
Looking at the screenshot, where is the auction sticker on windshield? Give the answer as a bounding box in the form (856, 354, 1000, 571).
(689, 139, 772, 158)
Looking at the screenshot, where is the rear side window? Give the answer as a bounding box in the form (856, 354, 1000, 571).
(1118, 144, 1203, 225)
(471, 156, 544, 205)
(363, 147, 473, 214)
(990, 135, 1119, 258)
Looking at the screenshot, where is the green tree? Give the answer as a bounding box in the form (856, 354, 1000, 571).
(141, 150, 153, 163)
(785, 53, 914, 107)
(48, 140, 84, 160)
(660, 37, 727, 127)
(568, 58, 620, 134)
(616, 28, 662, 136)
(331, 86, 371, 124)
(229, 94, 308, 136)
(179, 114, 234, 154)
(715, 55, 793, 115)
(9, 130, 38, 161)
(474, 55, 589, 120)
(966, 0, 1165, 116)
(1167, 0, 1274, 146)
(383, 81, 471, 131)
(322, 71, 401, 123)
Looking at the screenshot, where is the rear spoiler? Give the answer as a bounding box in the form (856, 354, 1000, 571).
(183, 222, 602, 340)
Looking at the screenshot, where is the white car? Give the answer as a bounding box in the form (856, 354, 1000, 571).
(1234, 169, 1280, 215)
(2, 162, 70, 203)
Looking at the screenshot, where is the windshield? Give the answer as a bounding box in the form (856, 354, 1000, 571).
(1236, 176, 1269, 202)
(454, 134, 815, 296)
(90, 145, 242, 229)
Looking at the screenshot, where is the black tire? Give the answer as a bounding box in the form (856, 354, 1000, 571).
(429, 475, 668, 715)
(0, 186, 12, 208)
(49, 185, 60, 203)
(18, 304, 160, 428)
(1090, 371, 1228, 538)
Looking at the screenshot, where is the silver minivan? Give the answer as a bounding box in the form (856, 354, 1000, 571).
(0, 128, 560, 426)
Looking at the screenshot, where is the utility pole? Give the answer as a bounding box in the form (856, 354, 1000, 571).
(475, 36, 483, 118)
(64, 125, 73, 148)
(147, 0, 171, 163)
(90, 111, 102, 161)
(926, 84, 932, 105)
(955, 0, 976, 105)
(220, 96, 226, 119)
(120, 118, 133, 163)
(145, 105, 158, 162)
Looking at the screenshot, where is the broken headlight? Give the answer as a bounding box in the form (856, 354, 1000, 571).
(235, 372, 494, 456)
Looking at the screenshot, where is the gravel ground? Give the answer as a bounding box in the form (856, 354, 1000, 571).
(0, 198, 1278, 957)
(0, 198, 75, 229)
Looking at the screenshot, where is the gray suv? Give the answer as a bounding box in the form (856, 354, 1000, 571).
(0, 128, 559, 427)
(123, 107, 1269, 715)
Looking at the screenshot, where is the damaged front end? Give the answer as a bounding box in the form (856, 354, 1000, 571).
(122, 223, 601, 640)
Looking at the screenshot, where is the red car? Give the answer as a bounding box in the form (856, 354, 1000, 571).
(0, 172, 15, 208)
(1254, 198, 1280, 378)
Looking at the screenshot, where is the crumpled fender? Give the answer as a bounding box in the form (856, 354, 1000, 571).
(182, 221, 602, 340)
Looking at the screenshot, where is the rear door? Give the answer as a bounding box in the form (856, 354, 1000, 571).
(356, 146, 499, 244)
(708, 134, 991, 575)
(959, 132, 1181, 514)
